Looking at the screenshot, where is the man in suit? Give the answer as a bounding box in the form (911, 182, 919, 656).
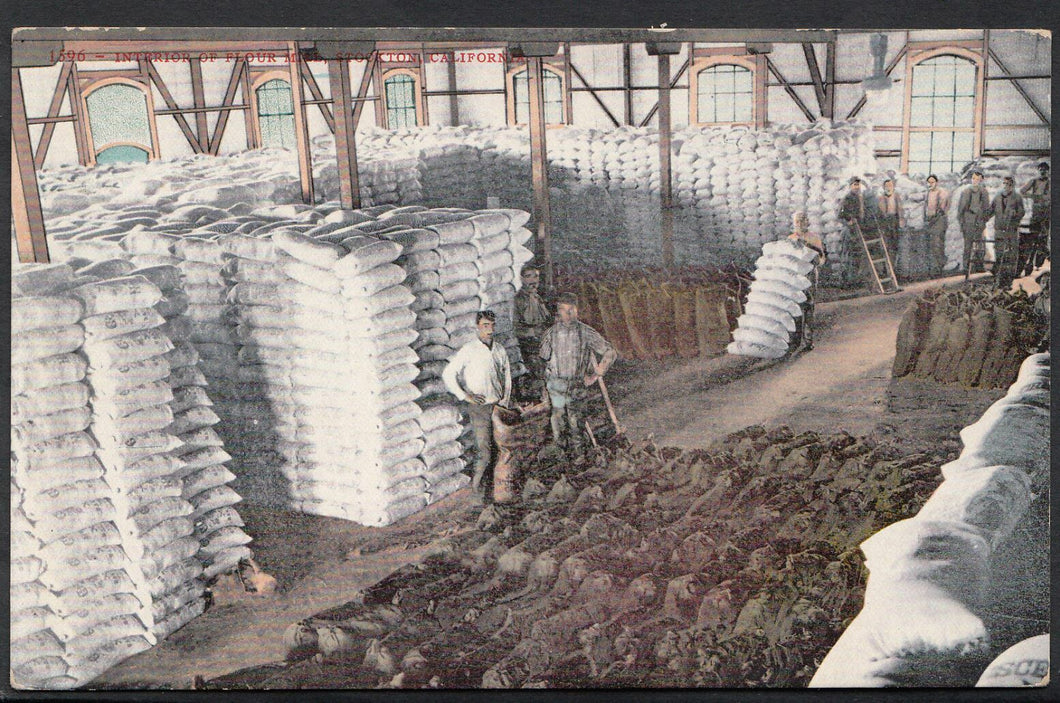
(957, 170, 991, 280)
(989, 176, 1026, 290)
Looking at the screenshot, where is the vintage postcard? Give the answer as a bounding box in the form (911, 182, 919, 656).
(9, 26, 1051, 692)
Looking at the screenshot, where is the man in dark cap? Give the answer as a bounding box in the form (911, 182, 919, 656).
(1019, 162, 1050, 275)
(539, 292, 617, 459)
(839, 177, 873, 283)
(513, 266, 551, 400)
(957, 169, 991, 280)
(989, 176, 1026, 290)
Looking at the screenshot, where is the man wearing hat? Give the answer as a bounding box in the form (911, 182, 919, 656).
(989, 176, 1026, 290)
(957, 170, 991, 280)
(513, 266, 552, 400)
(1020, 162, 1050, 275)
(539, 292, 617, 459)
(839, 177, 873, 283)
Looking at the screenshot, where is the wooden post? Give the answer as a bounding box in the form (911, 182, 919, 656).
(328, 58, 361, 210)
(288, 42, 315, 204)
(12, 68, 50, 263)
(418, 45, 430, 126)
(562, 42, 573, 124)
(824, 39, 836, 120)
(527, 57, 553, 289)
(657, 54, 675, 268)
(67, 62, 92, 166)
(352, 53, 378, 130)
(33, 61, 74, 169)
(240, 60, 259, 149)
(447, 51, 459, 125)
(208, 60, 247, 154)
(373, 57, 387, 127)
(979, 30, 990, 156)
(189, 57, 209, 151)
(623, 43, 633, 125)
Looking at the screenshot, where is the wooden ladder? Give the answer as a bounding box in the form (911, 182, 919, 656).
(854, 219, 901, 294)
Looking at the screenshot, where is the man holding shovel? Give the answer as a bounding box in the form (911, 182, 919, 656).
(539, 292, 618, 460)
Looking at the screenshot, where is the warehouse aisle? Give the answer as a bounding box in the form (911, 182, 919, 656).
(608, 274, 1005, 452)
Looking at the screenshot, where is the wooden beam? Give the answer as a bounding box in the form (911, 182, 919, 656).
(446, 51, 459, 125)
(328, 59, 361, 210)
(188, 57, 209, 151)
(352, 53, 378, 130)
(208, 60, 246, 155)
(562, 42, 574, 124)
(569, 62, 620, 127)
(527, 57, 553, 289)
(33, 60, 74, 169)
(623, 43, 633, 125)
(802, 43, 827, 116)
(987, 47, 1049, 126)
(300, 61, 336, 133)
(27, 115, 77, 125)
(824, 40, 836, 120)
(639, 55, 689, 127)
(76, 69, 149, 82)
(847, 42, 908, 120)
(67, 62, 91, 166)
(979, 30, 990, 157)
(144, 60, 202, 153)
(418, 45, 430, 126)
(766, 57, 816, 122)
(288, 42, 315, 204)
(373, 57, 387, 127)
(12, 69, 50, 263)
(239, 60, 259, 149)
(657, 54, 674, 269)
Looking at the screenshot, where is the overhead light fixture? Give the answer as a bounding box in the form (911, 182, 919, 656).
(861, 33, 896, 108)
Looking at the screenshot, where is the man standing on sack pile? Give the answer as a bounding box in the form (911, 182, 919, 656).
(957, 169, 991, 281)
(1019, 162, 1050, 276)
(442, 310, 512, 502)
(924, 174, 951, 277)
(989, 176, 1026, 290)
(539, 292, 617, 460)
(513, 266, 552, 401)
(877, 178, 905, 269)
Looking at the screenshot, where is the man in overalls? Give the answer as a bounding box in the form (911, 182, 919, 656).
(539, 292, 617, 459)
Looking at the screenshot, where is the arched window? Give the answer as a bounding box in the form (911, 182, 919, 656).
(383, 70, 420, 128)
(83, 80, 158, 165)
(255, 78, 296, 149)
(903, 48, 983, 175)
(507, 66, 565, 125)
(696, 64, 754, 124)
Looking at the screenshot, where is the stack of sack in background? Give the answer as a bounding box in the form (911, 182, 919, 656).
(10, 263, 251, 689)
(811, 352, 1050, 687)
(727, 239, 818, 359)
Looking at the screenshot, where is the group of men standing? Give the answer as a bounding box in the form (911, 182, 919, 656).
(442, 266, 616, 502)
(838, 161, 1050, 289)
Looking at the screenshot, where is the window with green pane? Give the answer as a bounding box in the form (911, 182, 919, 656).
(512, 68, 564, 125)
(907, 54, 977, 174)
(385, 73, 419, 128)
(85, 83, 153, 157)
(256, 79, 295, 149)
(697, 64, 754, 124)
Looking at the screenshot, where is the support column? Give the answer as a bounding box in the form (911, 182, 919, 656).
(68, 63, 92, 166)
(623, 43, 633, 125)
(657, 54, 675, 268)
(12, 68, 50, 263)
(824, 40, 836, 120)
(527, 57, 553, 289)
(328, 58, 361, 210)
(447, 51, 459, 125)
(288, 42, 315, 204)
(240, 60, 259, 149)
(189, 57, 209, 151)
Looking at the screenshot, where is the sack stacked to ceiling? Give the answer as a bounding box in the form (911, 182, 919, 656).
(812, 352, 1049, 687)
(10, 263, 249, 689)
(727, 238, 818, 359)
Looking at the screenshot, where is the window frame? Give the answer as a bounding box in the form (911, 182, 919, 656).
(689, 52, 766, 128)
(249, 70, 297, 149)
(505, 61, 569, 128)
(80, 77, 160, 166)
(380, 67, 426, 129)
(901, 45, 985, 175)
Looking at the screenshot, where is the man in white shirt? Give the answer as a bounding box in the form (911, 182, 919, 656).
(442, 310, 512, 499)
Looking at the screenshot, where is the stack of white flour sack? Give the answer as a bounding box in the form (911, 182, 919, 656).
(727, 237, 819, 359)
(10, 262, 251, 690)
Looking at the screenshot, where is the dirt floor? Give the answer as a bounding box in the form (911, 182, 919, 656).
(92, 272, 1020, 689)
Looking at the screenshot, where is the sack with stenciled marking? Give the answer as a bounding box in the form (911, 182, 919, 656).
(68, 275, 163, 317)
